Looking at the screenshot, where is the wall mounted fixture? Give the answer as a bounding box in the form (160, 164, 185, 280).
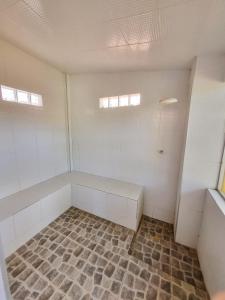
(159, 98, 178, 104)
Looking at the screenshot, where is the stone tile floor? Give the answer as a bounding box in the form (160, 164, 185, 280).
(129, 216, 206, 291)
(6, 208, 209, 300)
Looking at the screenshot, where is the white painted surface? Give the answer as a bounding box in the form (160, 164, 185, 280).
(0, 1, 224, 73)
(0, 237, 10, 300)
(0, 271, 7, 300)
(0, 38, 69, 200)
(0, 217, 15, 257)
(0, 170, 142, 255)
(0, 173, 70, 222)
(69, 71, 189, 223)
(175, 55, 225, 248)
(14, 201, 41, 248)
(72, 184, 139, 231)
(70, 171, 144, 231)
(0, 185, 71, 258)
(70, 171, 143, 200)
(198, 190, 225, 297)
(0, 171, 141, 222)
(41, 185, 71, 227)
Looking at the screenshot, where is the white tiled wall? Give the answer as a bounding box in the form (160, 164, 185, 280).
(175, 55, 225, 248)
(0, 269, 7, 300)
(0, 217, 15, 256)
(0, 38, 69, 199)
(69, 71, 190, 223)
(14, 201, 41, 247)
(41, 185, 71, 227)
(198, 190, 225, 297)
(72, 184, 138, 230)
(0, 185, 71, 258)
(0, 236, 9, 300)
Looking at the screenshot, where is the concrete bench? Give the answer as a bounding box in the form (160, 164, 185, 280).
(0, 171, 143, 257)
(71, 171, 143, 231)
(0, 173, 71, 257)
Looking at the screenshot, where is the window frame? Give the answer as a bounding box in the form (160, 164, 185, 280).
(0, 85, 17, 102)
(0, 84, 43, 107)
(99, 93, 141, 109)
(217, 137, 225, 199)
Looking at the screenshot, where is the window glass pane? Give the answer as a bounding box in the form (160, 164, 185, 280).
(221, 172, 225, 194)
(119, 95, 129, 107)
(17, 90, 30, 104)
(218, 144, 225, 196)
(31, 93, 42, 106)
(1, 85, 16, 102)
(109, 96, 118, 108)
(99, 97, 108, 108)
(99, 93, 141, 109)
(130, 94, 141, 106)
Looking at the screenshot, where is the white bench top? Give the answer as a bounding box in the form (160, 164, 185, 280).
(0, 173, 70, 222)
(70, 171, 143, 201)
(0, 171, 143, 222)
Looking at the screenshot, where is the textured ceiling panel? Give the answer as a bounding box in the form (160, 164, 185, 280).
(3, 1, 52, 38)
(23, 0, 46, 18)
(197, 0, 225, 53)
(0, 0, 19, 12)
(98, 0, 157, 20)
(69, 22, 127, 51)
(0, 0, 224, 73)
(158, 0, 195, 8)
(117, 11, 165, 46)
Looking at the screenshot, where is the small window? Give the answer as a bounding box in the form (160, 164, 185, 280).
(130, 94, 141, 106)
(31, 93, 42, 106)
(99, 97, 108, 108)
(0, 84, 43, 107)
(1, 85, 16, 102)
(119, 95, 129, 107)
(17, 90, 30, 104)
(99, 93, 141, 109)
(218, 142, 225, 197)
(109, 96, 118, 108)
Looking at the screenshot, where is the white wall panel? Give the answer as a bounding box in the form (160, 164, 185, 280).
(72, 185, 107, 217)
(0, 217, 16, 257)
(0, 112, 19, 199)
(198, 190, 225, 297)
(12, 114, 40, 189)
(0, 236, 10, 300)
(175, 55, 225, 248)
(52, 126, 69, 176)
(69, 71, 190, 223)
(41, 185, 71, 227)
(0, 38, 69, 199)
(59, 184, 71, 214)
(106, 193, 137, 230)
(72, 183, 140, 231)
(14, 201, 41, 246)
(0, 185, 71, 258)
(36, 116, 55, 181)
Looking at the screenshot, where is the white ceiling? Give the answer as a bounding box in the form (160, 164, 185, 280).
(0, 0, 224, 73)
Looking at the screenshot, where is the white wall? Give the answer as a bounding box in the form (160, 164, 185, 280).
(69, 71, 190, 223)
(198, 190, 225, 297)
(175, 55, 225, 248)
(0, 237, 10, 300)
(0, 39, 69, 199)
(0, 184, 71, 258)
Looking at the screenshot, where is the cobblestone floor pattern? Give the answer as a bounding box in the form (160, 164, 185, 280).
(6, 207, 209, 300)
(129, 216, 207, 291)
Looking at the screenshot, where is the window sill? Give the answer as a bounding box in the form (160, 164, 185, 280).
(208, 189, 225, 216)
